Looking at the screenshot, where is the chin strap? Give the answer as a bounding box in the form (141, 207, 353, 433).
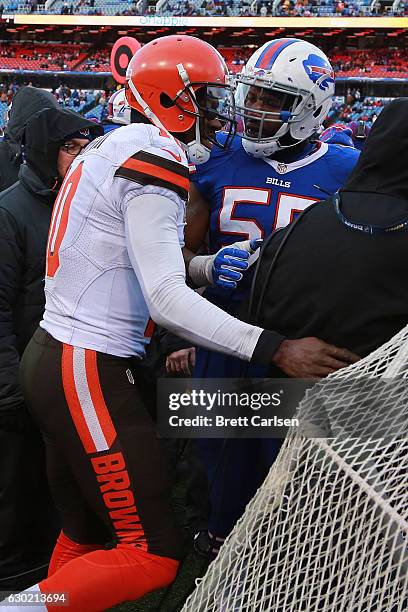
(176, 63, 212, 164)
(185, 139, 211, 165)
(127, 78, 169, 135)
(242, 137, 281, 158)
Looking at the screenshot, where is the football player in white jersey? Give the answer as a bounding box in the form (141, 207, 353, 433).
(8, 35, 283, 612)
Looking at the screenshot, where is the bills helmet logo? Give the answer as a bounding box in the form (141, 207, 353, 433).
(302, 54, 334, 91)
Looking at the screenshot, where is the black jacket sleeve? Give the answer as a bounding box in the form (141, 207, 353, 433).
(0, 206, 25, 415)
(250, 329, 285, 364)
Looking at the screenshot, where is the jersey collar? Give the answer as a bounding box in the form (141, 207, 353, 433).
(262, 142, 328, 173)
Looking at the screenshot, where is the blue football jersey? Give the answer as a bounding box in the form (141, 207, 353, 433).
(191, 134, 359, 312)
(192, 133, 359, 255)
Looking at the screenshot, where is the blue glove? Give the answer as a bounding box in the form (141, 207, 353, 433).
(212, 239, 263, 290)
(320, 124, 354, 148)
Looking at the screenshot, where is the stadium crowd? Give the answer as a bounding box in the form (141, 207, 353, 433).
(1, 0, 407, 15)
(0, 83, 110, 134)
(0, 78, 389, 134)
(332, 48, 408, 78)
(0, 43, 88, 72)
(164, 0, 378, 17)
(328, 95, 385, 125)
(0, 43, 406, 79)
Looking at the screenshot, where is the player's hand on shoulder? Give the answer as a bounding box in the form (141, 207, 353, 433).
(212, 239, 263, 290)
(272, 337, 360, 378)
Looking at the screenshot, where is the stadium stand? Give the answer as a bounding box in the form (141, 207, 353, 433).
(3, 44, 404, 78)
(0, 43, 89, 71)
(0, 36, 404, 130)
(221, 46, 407, 76)
(0, 84, 109, 128)
(81, 50, 111, 72)
(2, 0, 407, 15)
(52, 0, 139, 17)
(40, 46, 408, 79)
(328, 95, 387, 125)
(159, 0, 406, 17)
(332, 48, 408, 78)
(0, 78, 387, 136)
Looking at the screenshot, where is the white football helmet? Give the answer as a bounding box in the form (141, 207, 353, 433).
(235, 38, 335, 158)
(107, 88, 131, 125)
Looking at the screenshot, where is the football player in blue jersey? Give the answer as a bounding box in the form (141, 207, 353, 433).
(184, 38, 360, 376)
(176, 38, 361, 554)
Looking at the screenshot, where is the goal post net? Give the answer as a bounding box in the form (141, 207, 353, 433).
(181, 325, 408, 612)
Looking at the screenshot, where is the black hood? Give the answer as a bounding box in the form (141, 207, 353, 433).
(23, 106, 103, 188)
(341, 98, 408, 202)
(4, 86, 60, 159)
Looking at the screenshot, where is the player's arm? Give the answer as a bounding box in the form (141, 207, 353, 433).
(184, 182, 210, 254)
(124, 191, 360, 375)
(117, 153, 359, 376)
(123, 190, 279, 363)
(167, 182, 257, 366)
(159, 183, 207, 369)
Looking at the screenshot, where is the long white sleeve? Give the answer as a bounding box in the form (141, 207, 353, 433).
(124, 192, 264, 362)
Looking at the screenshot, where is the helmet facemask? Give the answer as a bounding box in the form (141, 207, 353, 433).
(174, 82, 236, 149)
(236, 71, 333, 158)
(171, 64, 237, 164)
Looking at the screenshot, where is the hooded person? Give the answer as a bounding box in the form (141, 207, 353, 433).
(248, 97, 408, 375)
(0, 86, 59, 192)
(0, 106, 102, 591)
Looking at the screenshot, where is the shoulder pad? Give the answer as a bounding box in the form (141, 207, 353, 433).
(115, 146, 189, 201)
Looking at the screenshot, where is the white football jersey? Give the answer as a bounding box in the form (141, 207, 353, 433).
(41, 123, 188, 358)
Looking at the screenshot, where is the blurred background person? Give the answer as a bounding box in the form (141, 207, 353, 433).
(0, 86, 59, 192)
(102, 87, 131, 133)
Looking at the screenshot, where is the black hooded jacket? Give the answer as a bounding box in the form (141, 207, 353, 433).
(0, 86, 59, 192)
(250, 97, 408, 369)
(0, 107, 102, 427)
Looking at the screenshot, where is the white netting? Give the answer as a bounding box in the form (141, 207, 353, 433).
(182, 325, 408, 611)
